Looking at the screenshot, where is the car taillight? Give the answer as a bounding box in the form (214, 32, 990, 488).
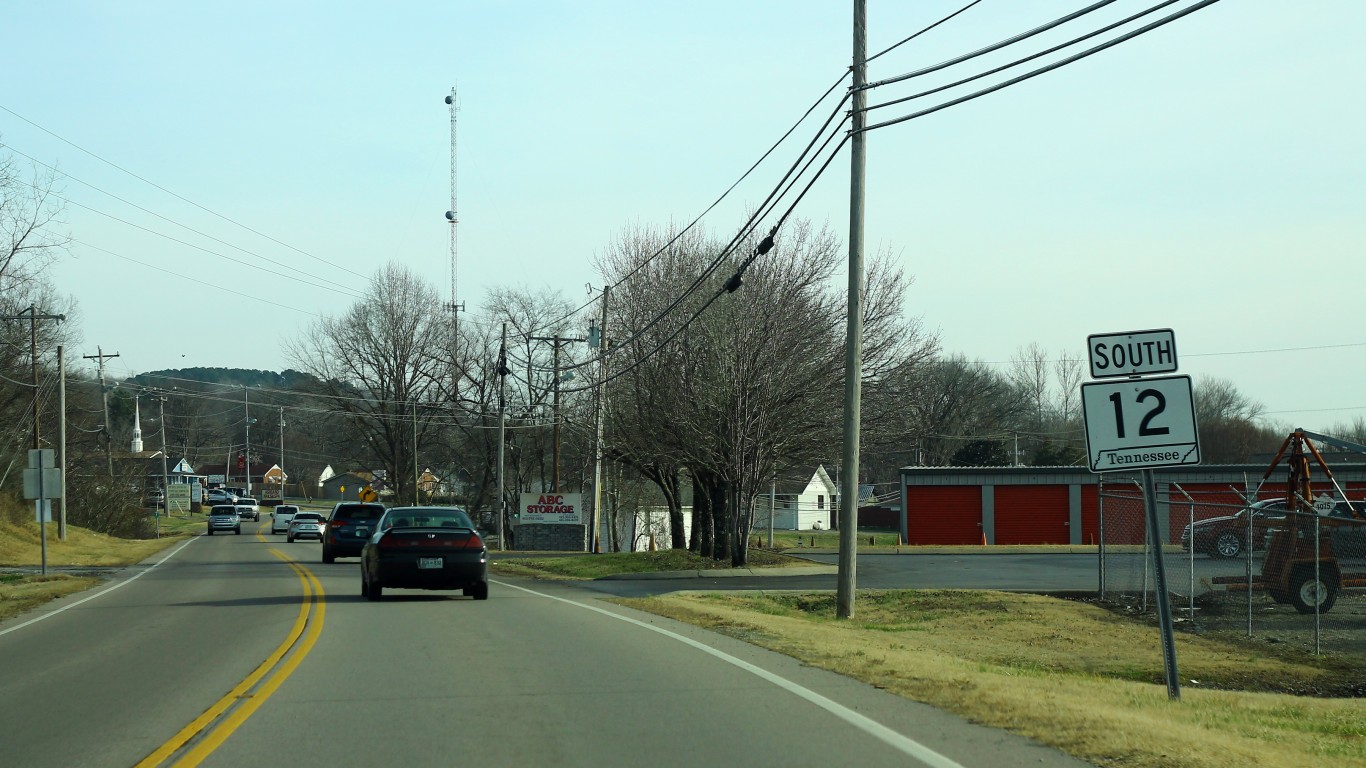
(378, 534, 410, 550)
(466, 533, 485, 550)
(330, 519, 346, 527)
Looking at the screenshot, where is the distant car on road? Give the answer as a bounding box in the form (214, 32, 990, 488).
(287, 512, 326, 543)
(322, 502, 386, 563)
(207, 505, 241, 535)
(205, 488, 237, 505)
(235, 498, 260, 521)
(271, 504, 300, 534)
(361, 506, 488, 601)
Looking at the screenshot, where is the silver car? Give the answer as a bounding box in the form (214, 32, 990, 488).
(271, 504, 300, 534)
(207, 505, 241, 535)
(287, 512, 326, 543)
(235, 498, 261, 521)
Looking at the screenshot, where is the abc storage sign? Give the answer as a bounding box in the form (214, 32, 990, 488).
(521, 492, 583, 524)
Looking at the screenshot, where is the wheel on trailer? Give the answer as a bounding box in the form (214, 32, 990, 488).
(1288, 567, 1337, 614)
(1213, 532, 1243, 559)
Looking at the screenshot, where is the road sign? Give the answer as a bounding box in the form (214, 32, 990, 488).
(1081, 374, 1200, 472)
(1087, 329, 1177, 379)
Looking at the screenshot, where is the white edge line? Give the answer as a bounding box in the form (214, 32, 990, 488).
(0, 536, 200, 638)
(492, 579, 967, 768)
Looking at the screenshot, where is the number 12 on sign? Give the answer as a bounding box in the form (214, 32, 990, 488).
(1081, 375, 1200, 472)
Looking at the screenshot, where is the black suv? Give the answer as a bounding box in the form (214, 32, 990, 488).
(322, 502, 386, 563)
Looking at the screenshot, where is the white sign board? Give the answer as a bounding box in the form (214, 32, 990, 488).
(1082, 375, 1200, 472)
(1087, 329, 1178, 379)
(520, 492, 583, 524)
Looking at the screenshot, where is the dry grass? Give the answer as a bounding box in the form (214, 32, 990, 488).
(0, 574, 101, 622)
(0, 517, 193, 567)
(619, 590, 1366, 768)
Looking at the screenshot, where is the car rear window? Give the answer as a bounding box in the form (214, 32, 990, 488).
(276, 506, 298, 514)
(293, 513, 322, 522)
(333, 505, 383, 522)
(211, 506, 236, 515)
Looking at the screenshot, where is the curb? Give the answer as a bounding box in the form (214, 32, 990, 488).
(596, 565, 838, 581)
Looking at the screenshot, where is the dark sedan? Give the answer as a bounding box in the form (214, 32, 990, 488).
(361, 506, 488, 601)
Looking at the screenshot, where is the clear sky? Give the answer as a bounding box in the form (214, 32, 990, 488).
(3, 1, 1363, 433)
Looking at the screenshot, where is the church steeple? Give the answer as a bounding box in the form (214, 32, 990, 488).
(130, 396, 144, 453)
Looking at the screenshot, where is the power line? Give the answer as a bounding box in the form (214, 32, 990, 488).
(0, 104, 373, 281)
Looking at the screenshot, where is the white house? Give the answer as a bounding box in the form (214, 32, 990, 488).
(756, 465, 837, 531)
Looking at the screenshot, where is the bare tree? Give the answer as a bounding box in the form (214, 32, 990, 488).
(285, 262, 449, 503)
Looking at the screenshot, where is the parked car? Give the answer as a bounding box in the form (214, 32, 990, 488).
(235, 498, 261, 521)
(207, 505, 241, 535)
(271, 504, 300, 534)
(321, 502, 386, 563)
(361, 506, 488, 601)
(144, 489, 165, 507)
(205, 488, 238, 505)
(1182, 498, 1366, 559)
(1180, 500, 1287, 558)
(287, 512, 326, 543)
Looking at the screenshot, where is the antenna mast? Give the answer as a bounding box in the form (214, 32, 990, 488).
(444, 87, 463, 406)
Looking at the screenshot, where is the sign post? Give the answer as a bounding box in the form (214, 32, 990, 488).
(1082, 329, 1199, 701)
(23, 449, 61, 575)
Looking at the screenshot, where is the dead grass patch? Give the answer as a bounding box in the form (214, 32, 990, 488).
(0, 575, 101, 622)
(619, 590, 1366, 768)
(0, 518, 191, 567)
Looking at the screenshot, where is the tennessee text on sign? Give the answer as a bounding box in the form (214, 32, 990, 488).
(1081, 374, 1200, 472)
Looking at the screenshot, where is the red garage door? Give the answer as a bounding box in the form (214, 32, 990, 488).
(906, 486, 980, 545)
(1079, 485, 1100, 546)
(995, 485, 1070, 545)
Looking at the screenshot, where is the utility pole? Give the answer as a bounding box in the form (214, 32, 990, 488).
(83, 347, 120, 477)
(157, 393, 169, 531)
(1, 307, 66, 451)
(590, 287, 609, 552)
(497, 322, 509, 550)
(279, 407, 286, 501)
(837, 0, 867, 620)
(530, 333, 586, 492)
(58, 345, 67, 540)
(412, 400, 420, 505)
(244, 388, 253, 497)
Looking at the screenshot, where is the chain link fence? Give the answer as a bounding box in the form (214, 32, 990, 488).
(1097, 476, 1366, 656)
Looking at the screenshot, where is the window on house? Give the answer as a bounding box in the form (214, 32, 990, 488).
(817, 495, 825, 509)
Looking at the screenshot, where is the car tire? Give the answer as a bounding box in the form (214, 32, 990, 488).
(287, 534, 294, 543)
(470, 581, 489, 601)
(360, 568, 370, 598)
(207, 529, 214, 536)
(322, 546, 335, 564)
(366, 574, 382, 602)
(1213, 532, 1243, 559)
(235, 527, 241, 535)
(1289, 567, 1337, 614)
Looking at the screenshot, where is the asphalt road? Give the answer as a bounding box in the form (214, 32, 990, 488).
(0, 527, 1096, 768)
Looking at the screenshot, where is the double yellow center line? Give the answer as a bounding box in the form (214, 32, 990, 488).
(138, 529, 325, 767)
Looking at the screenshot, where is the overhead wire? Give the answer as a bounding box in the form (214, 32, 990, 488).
(1, 142, 369, 296)
(862, 0, 1226, 133)
(0, 104, 373, 281)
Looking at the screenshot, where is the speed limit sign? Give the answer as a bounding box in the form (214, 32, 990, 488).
(1081, 374, 1200, 472)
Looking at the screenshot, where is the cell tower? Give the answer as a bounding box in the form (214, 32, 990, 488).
(444, 87, 463, 406)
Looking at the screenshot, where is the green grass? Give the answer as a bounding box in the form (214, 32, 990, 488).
(620, 590, 1366, 768)
(491, 548, 811, 579)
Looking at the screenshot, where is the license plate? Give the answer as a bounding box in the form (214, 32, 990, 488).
(418, 557, 443, 570)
